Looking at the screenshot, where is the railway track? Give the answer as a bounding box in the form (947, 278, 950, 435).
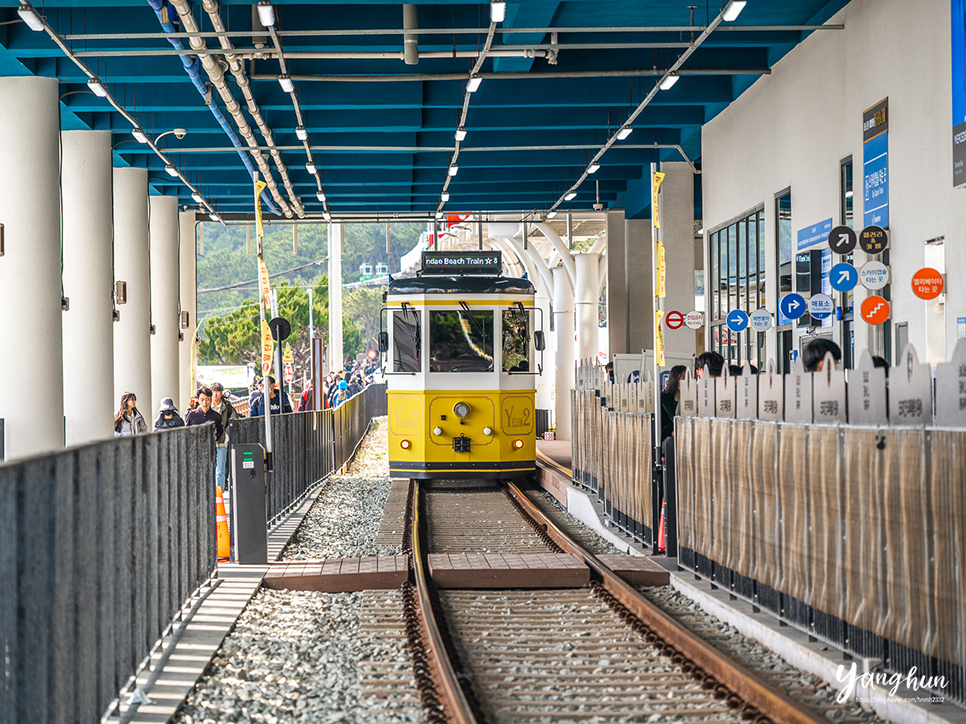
(404, 479, 831, 724)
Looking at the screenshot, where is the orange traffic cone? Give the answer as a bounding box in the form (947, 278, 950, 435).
(216, 486, 231, 562)
(656, 500, 666, 554)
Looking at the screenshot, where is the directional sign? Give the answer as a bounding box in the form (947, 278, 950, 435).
(808, 293, 834, 320)
(726, 309, 749, 332)
(829, 262, 859, 292)
(859, 225, 889, 254)
(749, 308, 773, 332)
(860, 261, 890, 290)
(779, 293, 807, 320)
(665, 310, 685, 330)
(684, 311, 704, 330)
(911, 267, 944, 300)
(827, 225, 857, 255)
(861, 295, 890, 325)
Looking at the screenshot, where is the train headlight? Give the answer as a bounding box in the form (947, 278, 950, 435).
(512, 438, 525, 450)
(433, 427, 442, 436)
(400, 439, 412, 450)
(483, 427, 492, 435)
(453, 402, 471, 418)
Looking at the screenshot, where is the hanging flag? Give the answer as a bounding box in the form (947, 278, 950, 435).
(261, 318, 274, 375)
(652, 171, 666, 228)
(656, 241, 666, 298)
(257, 256, 272, 310)
(655, 309, 665, 366)
(254, 179, 268, 237)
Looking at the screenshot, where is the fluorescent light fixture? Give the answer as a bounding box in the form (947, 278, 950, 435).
(436, 211, 444, 219)
(441, 191, 450, 202)
(455, 127, 467, 141)
(490, 1, 506, 23)
(546, 210, 558, 219)
(257, 0, 275, 27)
(295, 125, 308, 141)
(660, 73, 679, 91)
(316, 191, 326, 202)
(616, 125, 633, 140)
(323, 212, 332, 221)
(209, 213, 221, 222)
(191, 192, 203, 204)
(165, 164, 178, 177)
(587, 162, 600, 174)
(448, 164, 459, 177)
(132, 128, 148, 144)
(564, 191, 577, 201)
(278, 75, 295, 93)
(845, 190, 854, 198)
(722, 0, 747, 22)
(17, 4, 44, 31)
(467, 75, 483, 93)
(87, 78, 108, 97)
(305, 162, 317, 175)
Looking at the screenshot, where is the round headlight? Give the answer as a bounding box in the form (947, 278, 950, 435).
(400, 439, 412, 449)
(453, 402, 471, 418)
(512, 438, 525, 450)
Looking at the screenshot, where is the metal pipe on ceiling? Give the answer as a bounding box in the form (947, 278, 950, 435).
(153, 143, 693, 154)
(403, 4, 418, 66)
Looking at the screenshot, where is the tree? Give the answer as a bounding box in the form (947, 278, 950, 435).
(343, 286, 386, 352)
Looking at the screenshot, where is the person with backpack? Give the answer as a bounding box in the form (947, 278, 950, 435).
(153, 397, 184, 430)
(115, 392, 148, 436)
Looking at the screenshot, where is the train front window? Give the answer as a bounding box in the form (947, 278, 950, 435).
(502, 309, 531, 372)
(429, 310, 494, 372)
(392, 309, 421, 372)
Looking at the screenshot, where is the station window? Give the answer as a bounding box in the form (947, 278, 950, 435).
(392, 309, 422, 373)
(502, 309, 531, 372)
(429, 310, 494, 373)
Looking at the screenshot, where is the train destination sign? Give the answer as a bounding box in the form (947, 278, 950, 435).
(422, 251, 503, 275)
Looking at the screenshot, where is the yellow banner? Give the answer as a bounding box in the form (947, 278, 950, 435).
(652, 171, 666, 229)
(254, 179, 268, 237)
(261, 319, 274, 375)
(257, 256, 272, 310)
(655, 309, 665, 366)
(656, 241, 666, 298)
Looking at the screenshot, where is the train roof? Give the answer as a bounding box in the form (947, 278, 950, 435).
(387, 276, 535, 296)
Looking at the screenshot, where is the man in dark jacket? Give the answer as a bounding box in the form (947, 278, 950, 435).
(249, 377, 293, 416)
(153, 397, 185, 430)
(210, 382, 236, 490)
(184, 387, 224, 439)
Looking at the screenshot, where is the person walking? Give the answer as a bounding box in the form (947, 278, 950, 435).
(153, 397, 185, 430)
(210, 382, 235, 490)
(332, 379, 350, 408)
(184, 387, 224, 439)
(114, 392, 148, 436)
(249, 377, 293, 416)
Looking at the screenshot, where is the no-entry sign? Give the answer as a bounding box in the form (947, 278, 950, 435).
(684, 311, 704, 329)
(911, 267, 944, 300)
(665, 310, 685, 329)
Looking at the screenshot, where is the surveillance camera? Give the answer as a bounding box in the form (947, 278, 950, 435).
(593, 202, 604, 211)
(173, 128, 188, 139)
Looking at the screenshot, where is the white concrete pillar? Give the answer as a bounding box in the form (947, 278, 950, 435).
(661, 162, 698, 362)
(62, 130, 115, 445)
(574, 252, 600, 365)
(113, 167, 152, 415)
(178, 211, 197, 413)
(150, 195, 180, 411)
(534, 284, 553, 412)
(605, 210, 627, 355)
(553, 266, 575, 440)
(328, 222, 343, 370)
(0, 77, 64, 457)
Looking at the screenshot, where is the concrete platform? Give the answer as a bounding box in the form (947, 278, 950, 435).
(263, 555, 409, 592)
(598, 554, 669, 586)
(428, 552, 589, 589)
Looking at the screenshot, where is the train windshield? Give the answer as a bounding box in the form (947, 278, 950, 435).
(429, 310, 494, 373)
(502, 309, 531, 372)
(392, 309, 422, 372)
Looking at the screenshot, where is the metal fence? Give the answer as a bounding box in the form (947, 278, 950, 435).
(231, 384, 387, 527)
(0, 424, 217, 724)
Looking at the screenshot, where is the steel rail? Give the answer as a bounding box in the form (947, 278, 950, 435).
(503, 481, 828, 724)
(409, 481, 478, 724)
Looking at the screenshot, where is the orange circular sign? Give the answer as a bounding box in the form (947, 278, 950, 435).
(911, 267, 944, 300)
(860, 295, 890, 325)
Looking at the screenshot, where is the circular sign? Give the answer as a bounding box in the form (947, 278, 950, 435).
(808, 293, 834, 320)
(665, 310, 685, 330)
(827, 225, 857, 255)
(684, 311, 705, 330)
(367, 349, 379, 360)
(860, 295, 890, 325)
(268, 316, 292, 341)
(779, 293, 807, 320)
(283, 362, 294, 383)
(911, 267, 944, 300)
(726, 309, 749, 332)
(749, 308, 773, 331)
(859, 225, 889, 254)
(829, 262, 859, 292)
(859, 261, 890, 290)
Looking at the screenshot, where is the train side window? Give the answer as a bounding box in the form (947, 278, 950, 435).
(502, 309, 531, 372)
(429, 310, 494, 372)
(392, 309, 422, 373)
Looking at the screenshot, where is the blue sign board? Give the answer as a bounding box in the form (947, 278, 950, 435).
(779, 293, 807, 320)
(726, 309, 749, 332)
(829, 262, 859, 292)
(796, 218, 833, 252)
(863, 99, 889, 227)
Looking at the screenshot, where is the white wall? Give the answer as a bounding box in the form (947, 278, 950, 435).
(702, 0, 965, 365)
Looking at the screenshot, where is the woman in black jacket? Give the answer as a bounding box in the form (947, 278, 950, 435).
(153, 397, 185, 430)
(659, 365, 689, 443)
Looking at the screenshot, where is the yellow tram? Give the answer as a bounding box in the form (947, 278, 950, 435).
(382, 251, 544, 479)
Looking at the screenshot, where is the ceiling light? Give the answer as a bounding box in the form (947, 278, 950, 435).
(546, 210, 557, 219)
(295, 125, 308, 141)
(323, 211, 332, 221)
(448, 164, 459, 177)
(564, 191, 577, 201)
(132, 128, 148, 144)
(845, 190, 854, 198)
(696, 226, 704, 234)
(209, 213, 221, 222)
(316, 191, 326, 202)
(165, 164, 178, 177)
(257, 0, 275, 27)
(17, 4, 44, 31)
(722, 0, 747, 22)
(436, 211, 444, 219)
(455, 127, 467, 141)
(305, 162, 317, 175)
(87, 78, 108, 97)
(490, 1, 506, 23)
(441, 191, 450, 202)
(278, 75, 295, 93)
(191, 192, 203, 204)
(467, 75, 482, 93)
(616, 125, 633, 140)
(660, 73, 679, 91)
(587, 162, 600, 174)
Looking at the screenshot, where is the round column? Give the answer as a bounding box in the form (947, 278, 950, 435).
(150, 195, 181, 412)
(574, 252, 600, 365)
(553, 266, 575, 441)
(113, 167, 152, 416)
(534, 284, 553, 412)
(328, 222, 343, 371)
(179, 211, 197, 413)
(0, 77, 64, 457)
(62, 130, 115, 445)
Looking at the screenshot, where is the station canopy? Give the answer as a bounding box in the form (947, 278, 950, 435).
(0, 0, 847, 221)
